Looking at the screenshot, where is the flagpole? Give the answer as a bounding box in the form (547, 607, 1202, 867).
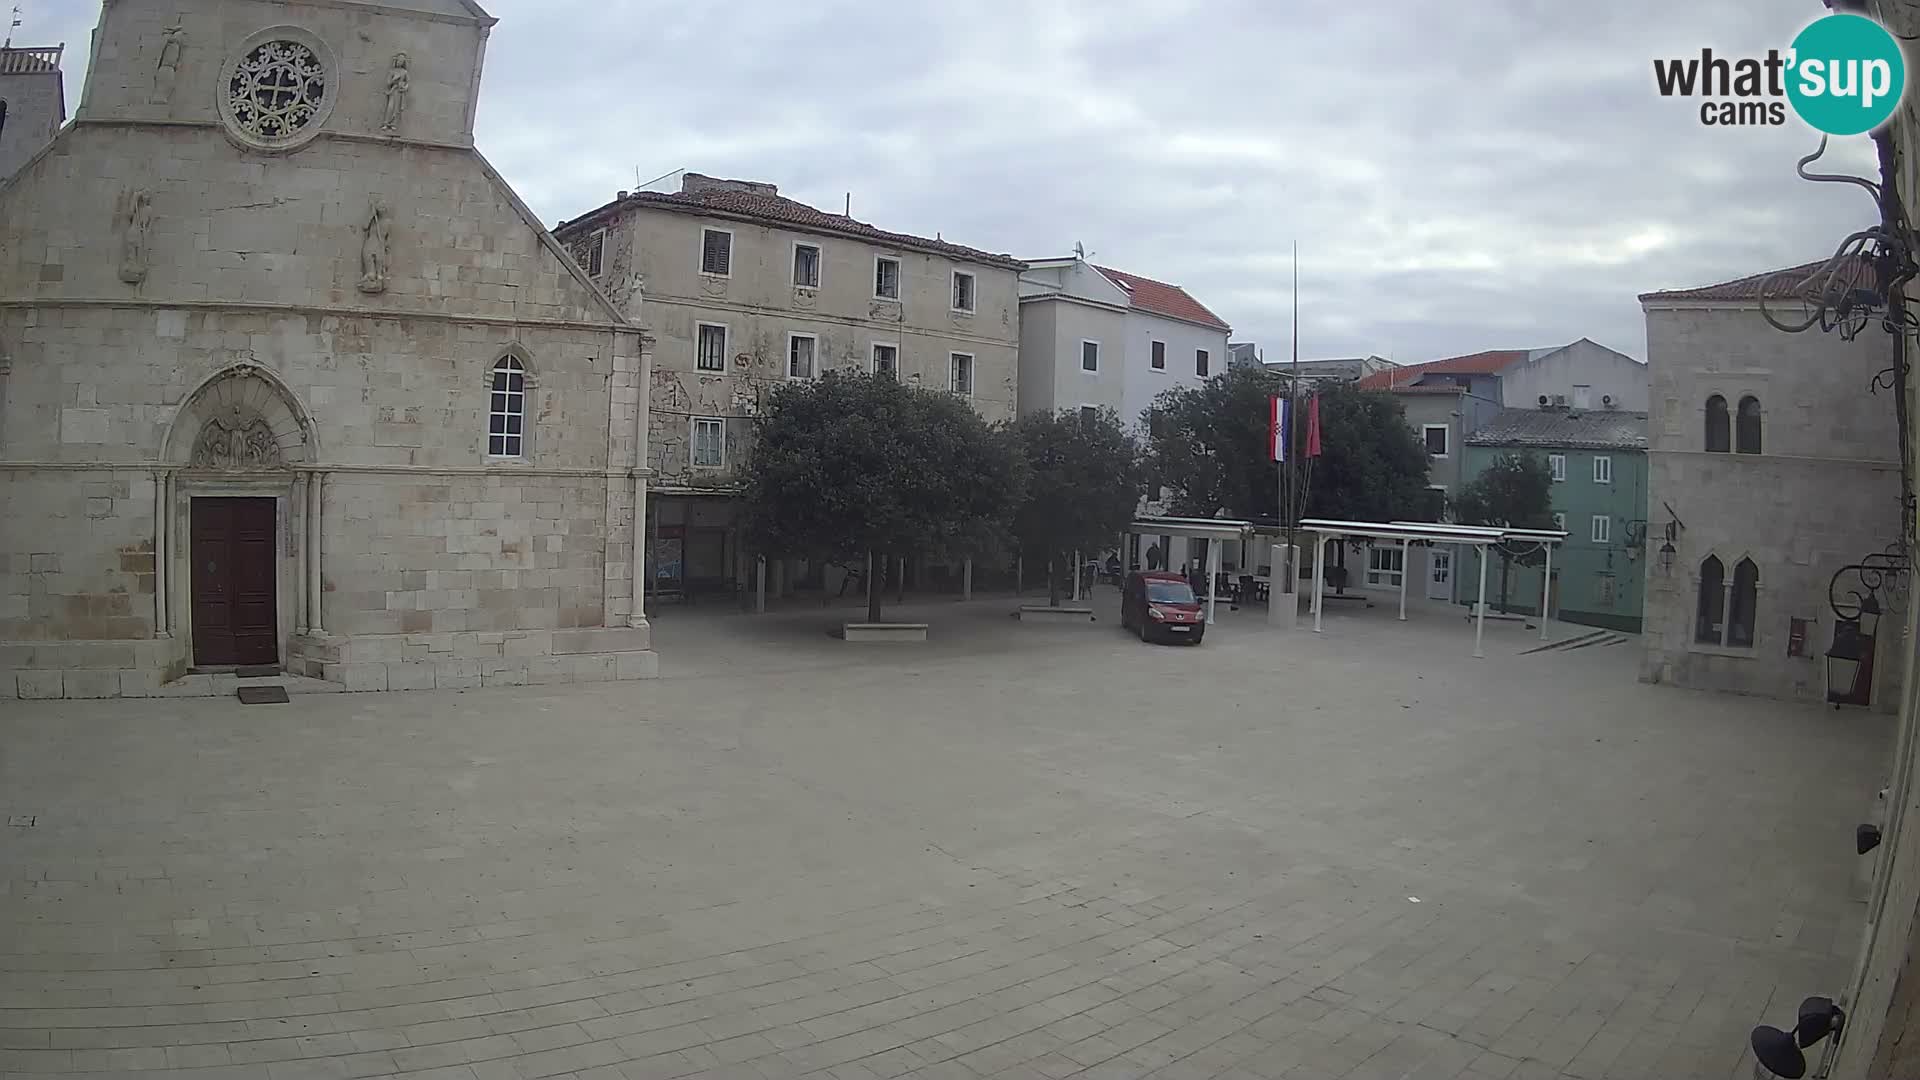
(1284, 241, 1299, 591)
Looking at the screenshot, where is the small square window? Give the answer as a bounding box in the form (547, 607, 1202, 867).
(1081, 341, 1100, 372)
(1195, 348, 1210, 377)
(1423, 424, 1449, 457)
(951, 271, 975, 313)
(691, 417, 725, 468)
(788, 334, 816, 379)
(700, 228, 732, 276)
(1151, 340, 1166, 371)
(1549, 453, 1567, 481)
(1592, 455, 1612, 484)
(950, 352, 974, 396)
(874, 256, 901, 300)
(573, 230, 605, 278)
(696, 323, 727, 372)
(1080, 405, 1099, 430)
(793, 243, 821, 289)
(1590, 514, 1611, 544)
(1788, 616, 1811, 658)
(872, 343, 898, 379)
(1553, 512, 1567, 532)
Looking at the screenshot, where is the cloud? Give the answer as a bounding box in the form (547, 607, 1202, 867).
(39, 0, 1890, 362)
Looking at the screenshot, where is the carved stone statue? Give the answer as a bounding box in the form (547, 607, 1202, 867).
(151, 22, 185, 105)
(117, 189, 153, 285)
(379, 52, 409, 132)
(190, 409, 283, 470)
(357, 196, 390, 294)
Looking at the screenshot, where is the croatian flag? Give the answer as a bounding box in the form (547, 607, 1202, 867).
(1270, 396, 1288, 462)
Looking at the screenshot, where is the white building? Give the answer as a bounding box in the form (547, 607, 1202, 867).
(1361, 339, 1648, 412)
(1017, 253, 1231, 428)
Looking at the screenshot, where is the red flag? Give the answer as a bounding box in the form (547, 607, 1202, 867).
(1306, 394, 1323, 457)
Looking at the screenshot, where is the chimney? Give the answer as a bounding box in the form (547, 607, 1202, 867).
(681, 173, 778, 197)
(616, 190, 628, 200)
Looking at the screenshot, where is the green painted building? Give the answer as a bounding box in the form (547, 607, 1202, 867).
(1456, 409, 1650, 633)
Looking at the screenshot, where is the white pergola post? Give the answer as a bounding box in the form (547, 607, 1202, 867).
(1205, 540, 1221, 624)
(1397, 539, 1409, 621)
(1474, 543, 1490, 658)
(1311, 533, 1327, 633)
(1539, 543, 1552, 640)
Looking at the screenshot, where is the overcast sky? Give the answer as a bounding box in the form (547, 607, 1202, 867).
(35, 0, 1889, 363)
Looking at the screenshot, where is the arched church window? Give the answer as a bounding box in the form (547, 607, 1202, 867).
(488, 355, 526, 458)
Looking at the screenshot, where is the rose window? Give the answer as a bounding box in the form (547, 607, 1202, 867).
(226, 40, 326, 143)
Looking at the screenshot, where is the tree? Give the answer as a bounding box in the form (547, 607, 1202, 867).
(1451, 452, 1555, 613)
(1011, 407, 1144, 606)
(742, 371, 1024, 623)
(1140, 365, 1290, 520)
(1142, 373, 1433, 524)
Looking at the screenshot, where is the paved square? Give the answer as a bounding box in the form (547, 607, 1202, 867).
(0, 592, 1893, 1079)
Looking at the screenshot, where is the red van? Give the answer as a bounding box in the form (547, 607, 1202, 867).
(1120, 571, 1206, 645)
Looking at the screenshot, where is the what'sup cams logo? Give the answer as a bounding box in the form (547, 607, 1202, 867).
(1655, 12, 1907, 134)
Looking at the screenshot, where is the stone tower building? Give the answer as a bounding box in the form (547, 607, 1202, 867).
(0, 0, 657, 697)
(0, 43, 66, 184)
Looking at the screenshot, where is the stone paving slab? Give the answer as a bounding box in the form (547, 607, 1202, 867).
(0, 592, 1892, 1078)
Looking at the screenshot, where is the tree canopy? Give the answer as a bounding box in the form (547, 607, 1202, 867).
(1452, 452, 1556, 612)
(1142, 370, 1435, 522)
(742, 371, 1023, 620)
(1010, 407, 1143, 605)
(1452, 452, 1555, 531)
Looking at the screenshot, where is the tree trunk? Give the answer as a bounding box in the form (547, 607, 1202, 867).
(866, 550, 882, 623)
(1498, 552, 1512, 614)
(896, 554, 906, 603)
(1048, 554, 1062, 607)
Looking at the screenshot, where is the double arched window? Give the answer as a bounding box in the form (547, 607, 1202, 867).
(1705, 394, 1762, 454)
(488, 355, 527, 458)
(1696, 555, 1758, 647)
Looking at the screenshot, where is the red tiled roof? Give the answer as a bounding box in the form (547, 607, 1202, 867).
(1356, 349, 1527, 390)
(1637, 256, 1871, 303)
(1092, 266, 1231, 332)
(558, 186, 1024, 270)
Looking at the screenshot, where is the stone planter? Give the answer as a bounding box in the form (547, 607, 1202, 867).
(842, 622, 928, 642)
(1016, 606, 1097, 623)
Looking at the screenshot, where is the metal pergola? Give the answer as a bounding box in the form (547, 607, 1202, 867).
(1301, 519, 1567, 657)
(1124, 516, 1255, 625)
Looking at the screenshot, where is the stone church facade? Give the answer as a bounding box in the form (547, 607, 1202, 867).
(0, 0, 657, 697)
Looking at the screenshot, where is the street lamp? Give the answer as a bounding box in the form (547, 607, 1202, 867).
(1825, 594, 1881, 707)
(1658, 540, 1676, 576)
(1826, 621, 1870, 706)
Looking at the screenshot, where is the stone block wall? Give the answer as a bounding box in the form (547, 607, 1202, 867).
(321, 471, 611, 636)
(0, 469, 157, 641)
(0, 0, 652, 699)
(1640, 453, 1902, 703)
(0, 64, 64, 184)
(81, 0, 485, 147)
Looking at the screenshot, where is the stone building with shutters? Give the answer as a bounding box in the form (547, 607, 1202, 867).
(0, 0, 657, 698)
(1637, 261, 1903, 706)
(552, 174, 1023, 600)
